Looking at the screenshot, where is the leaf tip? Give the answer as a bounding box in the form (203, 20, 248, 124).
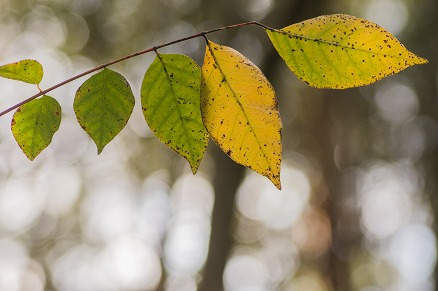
(270, 176, 282, 190)
(190, 165, 199, 175)
(96, 146, 105, 155)
(94, 139, 106, 154)
(27, 154, 37, 161)
(417, 56, 429, 65)
(188, 156, 205, 175)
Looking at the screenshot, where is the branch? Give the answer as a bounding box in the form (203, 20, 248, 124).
(0, 21, 272, 117)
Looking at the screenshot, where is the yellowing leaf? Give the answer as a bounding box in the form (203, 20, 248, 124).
(11, 95, 61, 160)
(0, 59, 43, 85)
(141, 53, 208, 174)
(74, 68, 135, 154)
(201, 40, 282, 189)
(266, 14, 428, 89)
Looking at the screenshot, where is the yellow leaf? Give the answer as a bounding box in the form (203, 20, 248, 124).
(201, 40, 282, 189)
(266, 14, 428, 89)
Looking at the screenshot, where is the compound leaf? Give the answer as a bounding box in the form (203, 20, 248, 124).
(74, 68, 135, 154)
(11, 95, 61, 160)
(0, 59, 43, 85)
(201, 40, 282, 189)
(141, 53, 208, 173)
(266, 14, 428, 89)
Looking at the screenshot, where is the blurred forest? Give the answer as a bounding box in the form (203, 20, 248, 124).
(0, 0, 437, 290)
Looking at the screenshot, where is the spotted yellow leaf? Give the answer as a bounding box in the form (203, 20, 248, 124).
(201, 40, 282, 189)
(266, 14, 428, 88)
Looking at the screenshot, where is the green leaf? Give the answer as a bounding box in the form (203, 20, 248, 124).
(0, 59, 44, 85)
(201, 40, 282, 189)
(74, 68, 135, 154)
(141, 53, 208, 174)
(266, 14, 428, 89)
(11, 95, 61, 160)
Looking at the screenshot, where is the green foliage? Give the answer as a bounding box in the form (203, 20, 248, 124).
(11, 95, 61, 160)
(74, 68, 135, 154)
(141, 53, 208, 174)
(0, 59, 44, 85)
(0, 14, 428, 188)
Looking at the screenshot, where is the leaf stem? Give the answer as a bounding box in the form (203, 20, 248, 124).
(0, 21, 272, 117)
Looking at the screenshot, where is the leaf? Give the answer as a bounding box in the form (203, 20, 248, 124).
(0, 59, 44, 85)
(11, 95, 61, 160)
(74, 68, 135, 154)
(201, 40, 282, 189)
(141, 53, 208, 174)
(266, 14, 428, 89)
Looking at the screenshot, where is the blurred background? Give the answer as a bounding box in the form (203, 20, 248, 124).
(0, 0, 437, 290)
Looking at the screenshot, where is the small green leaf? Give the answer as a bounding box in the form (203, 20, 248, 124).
(74, 68, 135, 154)
(141, 53, 208, 174)
(11, 95, 61, 160)
(266, 14, 428, 89)
(0, 59, 44, 85)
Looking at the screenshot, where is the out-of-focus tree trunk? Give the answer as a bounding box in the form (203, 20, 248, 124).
(199, 1, 338, 290)
(314, 91, 354, 291)
(199, 144, 245, 291)
(270, 0, 355, 290)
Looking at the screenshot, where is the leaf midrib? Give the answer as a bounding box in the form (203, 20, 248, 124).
(269, 28, 408, 59)
(157, 54, 199, 164)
